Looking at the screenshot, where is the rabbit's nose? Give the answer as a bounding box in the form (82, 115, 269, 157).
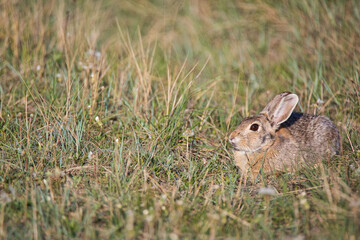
(229, 136, 236, 145)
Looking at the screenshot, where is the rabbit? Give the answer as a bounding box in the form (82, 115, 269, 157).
(228, 92, 340, 181)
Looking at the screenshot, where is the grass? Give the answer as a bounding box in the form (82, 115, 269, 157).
(0, 0, 359, 239)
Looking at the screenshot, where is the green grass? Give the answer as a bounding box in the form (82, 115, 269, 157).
(0, 0, 359, 239)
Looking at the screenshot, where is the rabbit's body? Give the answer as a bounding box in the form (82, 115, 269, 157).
(283, 113, 340, 159)
(229, 92, 340, 180)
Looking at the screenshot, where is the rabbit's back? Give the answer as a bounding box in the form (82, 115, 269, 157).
(282, 112, 340, 159)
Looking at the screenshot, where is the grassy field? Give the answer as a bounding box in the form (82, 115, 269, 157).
(0, 0, 359, 239)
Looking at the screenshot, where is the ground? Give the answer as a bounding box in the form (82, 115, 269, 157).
(0, 0, 359, 239)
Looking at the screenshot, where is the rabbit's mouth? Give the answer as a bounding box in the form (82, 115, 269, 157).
(232, 147, 242, 151)
(231, 145, 250, 152)
(229, 141, 244, 152)
(230, 140, 248, 152)
(232, 145, 263, 153)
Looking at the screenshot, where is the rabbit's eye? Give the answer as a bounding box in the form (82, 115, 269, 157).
(250, 124, 259, 131)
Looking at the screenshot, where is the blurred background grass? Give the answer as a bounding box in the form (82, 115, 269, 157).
(0, 0, 359, 239)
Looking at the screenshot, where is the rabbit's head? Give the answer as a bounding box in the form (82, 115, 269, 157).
(229, 92, 299, 153)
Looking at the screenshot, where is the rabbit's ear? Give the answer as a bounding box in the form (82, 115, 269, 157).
(260, 92, 298, 128)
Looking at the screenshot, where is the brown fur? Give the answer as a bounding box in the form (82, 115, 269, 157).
(229, 92, 340, 181)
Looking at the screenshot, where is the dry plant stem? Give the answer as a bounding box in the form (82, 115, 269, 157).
(0, 204, 5, 238)
(344, 125, 355, 153)
(25, 93, 29, 171)
(31, 187, 38, 240)
(226, 77, 240, 130)
(264, 195, 270, 224)
(307, 84, 314, 112)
